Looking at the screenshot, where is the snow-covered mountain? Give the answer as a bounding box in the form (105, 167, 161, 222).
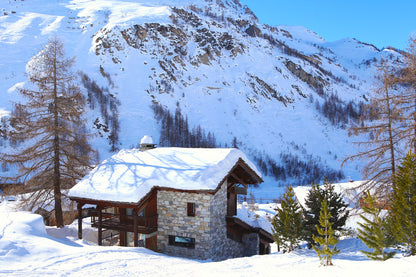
(0, 0, 403, 198)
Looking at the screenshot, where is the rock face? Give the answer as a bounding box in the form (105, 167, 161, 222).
(245, 24, 261, 37)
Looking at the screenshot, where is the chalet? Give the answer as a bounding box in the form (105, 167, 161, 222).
(68, 136, 273, 261)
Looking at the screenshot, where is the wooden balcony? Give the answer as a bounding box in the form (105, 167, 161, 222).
(90, 211, 158, 234)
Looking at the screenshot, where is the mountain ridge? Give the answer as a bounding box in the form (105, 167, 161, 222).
(0, 0, 403, 198)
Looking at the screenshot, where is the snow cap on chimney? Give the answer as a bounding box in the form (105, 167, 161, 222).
(141, 135, 153, 144)
(139, 135, 156, 151)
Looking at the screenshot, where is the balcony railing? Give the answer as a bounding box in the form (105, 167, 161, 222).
(90, 211, 158, 234)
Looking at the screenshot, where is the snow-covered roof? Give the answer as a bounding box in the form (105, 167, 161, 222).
(68, 147, 262, 203)
(235, 204, 273, 236)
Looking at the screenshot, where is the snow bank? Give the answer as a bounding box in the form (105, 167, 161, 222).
(1, 200, 416, 276)
(0, 203, 53, 260)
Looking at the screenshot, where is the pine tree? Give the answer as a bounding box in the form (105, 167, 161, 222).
(0, 37, 96, 227)
(303, 179, 349, 247)
(312, 199, 340, 266)
(357, 191, 395, 260)
(389, 152, 416, 255)
(272, 185, 303, 252)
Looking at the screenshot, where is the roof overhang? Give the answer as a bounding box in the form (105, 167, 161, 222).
(69, 197, 142, 209)
(226, 216, 274, 243)
(218, 158, 263, 192)
(69, 186, 216, 209)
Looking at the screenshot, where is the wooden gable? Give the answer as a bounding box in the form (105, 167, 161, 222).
(222, 158, 263, 217)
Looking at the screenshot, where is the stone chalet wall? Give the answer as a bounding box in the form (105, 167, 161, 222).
(209, 180, 259, 260)
(157, 180, 260, 261)
(157, 190, 212, 260)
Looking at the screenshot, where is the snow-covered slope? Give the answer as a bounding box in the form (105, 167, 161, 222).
(0, 0, 403, 198)
(1, 198, 416, 276)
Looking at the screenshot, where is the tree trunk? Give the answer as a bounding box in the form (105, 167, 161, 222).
(53, 47, 64, 228)
(386, 87, 396, 183)
(414, 86, 416, 154)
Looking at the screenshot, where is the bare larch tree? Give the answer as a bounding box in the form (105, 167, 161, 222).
(0, 37, 96, 227)
(344, 58, 402, 197)
(398, 36, 416, 153)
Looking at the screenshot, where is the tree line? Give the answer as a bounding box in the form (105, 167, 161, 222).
(80, 72, 120, 152)
(152, 102, 218, 148)
(313, 92, 365, 128)
(252, 150, 344, 185)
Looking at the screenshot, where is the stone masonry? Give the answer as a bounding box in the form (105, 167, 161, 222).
(157, 190, 212, 260)
(156, 180, 260, 261)
(209, 179, 244, 260)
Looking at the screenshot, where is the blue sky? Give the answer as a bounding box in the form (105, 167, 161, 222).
(240, 0, 416, 50)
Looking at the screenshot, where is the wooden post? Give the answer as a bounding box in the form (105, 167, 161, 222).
(133, 208, 138, 247)
(119, 208, 125, 246)
(77, 203, 84, 239)
(98, 205, 102, 246)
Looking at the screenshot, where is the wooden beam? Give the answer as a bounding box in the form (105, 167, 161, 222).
(69, 198, 140, 209)
(77, 203, 84, 240)
(215, 158, 263, 194)
(236, 158, 263, 183)
(226, 216, 254, 232)
(133, 208, 138, 247)
(229, 172, 247, 187)
(97, 206, 102, 246)
(69, 187, 213, 212)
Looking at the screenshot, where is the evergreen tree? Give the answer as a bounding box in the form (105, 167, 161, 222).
(80, 73, 120, 152)
(0, 38, 96, 227)
(389, 152, 416, 256)
(272, 185, 303, 252)
(303, 179, 349, 247)
(152, 102, 218, 148)
(357, 191, 395, 260)
(312, 199, 340, 266)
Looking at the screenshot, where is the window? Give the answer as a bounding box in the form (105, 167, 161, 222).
(168, 235, 195, 249)
(187, 202, 195, 217)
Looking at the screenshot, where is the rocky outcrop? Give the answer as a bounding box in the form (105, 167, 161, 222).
(248, 74, 293, 106)
(284, 60, 326, 93)
(245, 24, 261, 37)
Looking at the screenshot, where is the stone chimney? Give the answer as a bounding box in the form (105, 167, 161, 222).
(139, 135, 156, 151)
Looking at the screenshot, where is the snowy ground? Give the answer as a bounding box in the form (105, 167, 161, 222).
(1, 198, 416, 277)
